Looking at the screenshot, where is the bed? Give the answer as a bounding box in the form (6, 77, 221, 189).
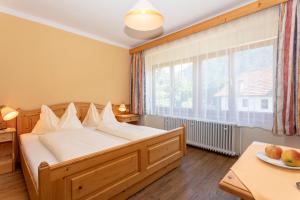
(17, 102, 186, 200)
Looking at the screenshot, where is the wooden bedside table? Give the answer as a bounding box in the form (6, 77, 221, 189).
(0, 128, 16, 175)
(115, 114, 140, 124)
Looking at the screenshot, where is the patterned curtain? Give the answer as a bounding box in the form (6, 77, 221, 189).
(274, 0, 300, 135)
(130, 52, 145, 115)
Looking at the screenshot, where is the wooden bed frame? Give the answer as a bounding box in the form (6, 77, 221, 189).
(17, 102, 186, 200)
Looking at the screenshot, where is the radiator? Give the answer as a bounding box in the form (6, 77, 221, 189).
(164, 117, 237, 156)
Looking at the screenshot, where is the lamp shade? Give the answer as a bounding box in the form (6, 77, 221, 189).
(1, 106, 19, 121)
(125, 0, 164, 31)
(118, 104, 127, 112)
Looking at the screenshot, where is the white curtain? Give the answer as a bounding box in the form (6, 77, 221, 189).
(145, 7, 279, 130)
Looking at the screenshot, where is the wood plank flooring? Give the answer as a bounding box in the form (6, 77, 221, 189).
(0, 169, 28, 200)
(0, 146, 238, 200)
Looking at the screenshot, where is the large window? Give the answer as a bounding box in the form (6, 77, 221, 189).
(146, 40, 275, 129)
(145, 7, 278, 129)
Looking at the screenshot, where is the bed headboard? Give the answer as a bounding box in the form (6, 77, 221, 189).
(17, 102, 105, 135)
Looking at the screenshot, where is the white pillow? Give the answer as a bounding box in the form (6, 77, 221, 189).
(58, 103, 83, 130)
(99, 101, 119, 124)
(82, 103, 100, 128)
(31, 105, 60, 134)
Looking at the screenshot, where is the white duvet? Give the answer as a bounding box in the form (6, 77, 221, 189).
(20, 133, 58, 183)
(39, 129, 129, 162)
(96, 122, 166, 141)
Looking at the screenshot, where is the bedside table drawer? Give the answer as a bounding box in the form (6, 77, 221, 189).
(129, 116, 139, 121)
(0, 157, 13, 174)
(116, 114, 140, 124)
(0, 133, 12, 142)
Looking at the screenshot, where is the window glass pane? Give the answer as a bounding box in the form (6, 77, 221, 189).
(201, 55, 229, 121)
(242, 99, 249, 107)
(234, 45, 273, 126)
(174, 62, 193, 109)
(261, 99, 269, 109)
(154, 66, 171, 108)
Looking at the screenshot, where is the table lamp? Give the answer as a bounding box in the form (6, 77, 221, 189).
(118, 104, 127, 113)
(1, 106, 19, 121)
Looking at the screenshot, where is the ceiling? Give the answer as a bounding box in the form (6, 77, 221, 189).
(0, 0, 255, 49)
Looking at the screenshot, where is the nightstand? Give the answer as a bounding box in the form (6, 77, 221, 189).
(115, 114, 140, 124)
(0, 128, 16, 174)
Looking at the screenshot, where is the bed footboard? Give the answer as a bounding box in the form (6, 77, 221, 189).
(37, 127, 186, 200)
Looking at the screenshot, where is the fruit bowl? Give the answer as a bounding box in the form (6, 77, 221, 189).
(256, 152, 300, 170)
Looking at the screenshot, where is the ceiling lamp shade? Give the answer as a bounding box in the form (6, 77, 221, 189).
(125, 0, 164, 31)
(1, 106, 19, 121)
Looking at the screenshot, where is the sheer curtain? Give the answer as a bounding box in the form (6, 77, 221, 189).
(145, 7, 279, 130)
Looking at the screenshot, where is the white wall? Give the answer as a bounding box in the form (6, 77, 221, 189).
(240, 127, 300, 152)
(141, 115, 300, 153)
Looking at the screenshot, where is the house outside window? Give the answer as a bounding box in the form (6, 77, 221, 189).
(242, 99, 249, 107)
(261, 99, 269, 109)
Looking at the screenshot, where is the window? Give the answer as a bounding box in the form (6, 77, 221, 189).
(146, 40, 275, 129)
(242, 99, 249, 107)
(144, 6, 277, 129)
(261, 99, 269, 109)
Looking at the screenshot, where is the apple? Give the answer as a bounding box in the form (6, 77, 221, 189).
(265, 145, 283, 160)
(281, 149, 300, 167)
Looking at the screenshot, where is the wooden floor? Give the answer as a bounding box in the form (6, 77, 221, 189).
(0, 170, 28, 200)
(0, 146, 238, 200)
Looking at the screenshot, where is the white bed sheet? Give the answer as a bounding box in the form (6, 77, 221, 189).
(96, 122, 167, 141)
(39, 129, 130, 162)
(20, 133, 58, 184)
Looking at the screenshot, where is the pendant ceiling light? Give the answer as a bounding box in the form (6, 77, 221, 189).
(125, 0, 164, 31)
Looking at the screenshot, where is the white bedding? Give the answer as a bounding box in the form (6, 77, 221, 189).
(20, 133, 58, 183)
(96, 122, 167, 140)
(39, 128, 129, 162)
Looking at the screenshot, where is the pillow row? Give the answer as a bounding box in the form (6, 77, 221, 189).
(83, 101, 119, 127)
(32, 102, 118, 134)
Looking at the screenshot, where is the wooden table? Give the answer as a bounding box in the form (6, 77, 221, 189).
(219, 170, 254, 200)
